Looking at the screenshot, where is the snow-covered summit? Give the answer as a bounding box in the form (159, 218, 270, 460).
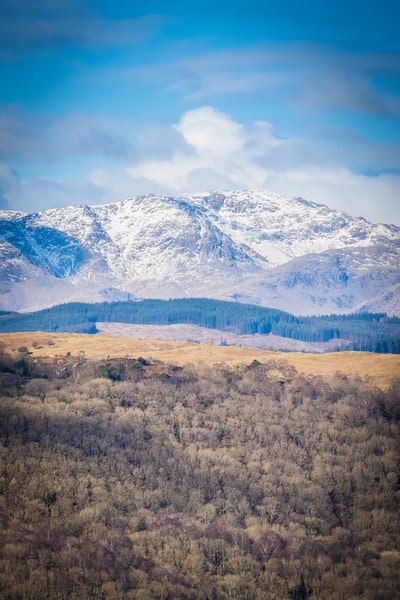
(0, 189, 399, 314)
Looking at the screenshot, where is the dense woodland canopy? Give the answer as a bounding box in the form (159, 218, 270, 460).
(1, 298, 400, 352)
(0, 345, 399, 599)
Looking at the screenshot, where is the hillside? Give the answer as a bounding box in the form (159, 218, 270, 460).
(0, 341, 399, 599)
(2, 332, 399, 389)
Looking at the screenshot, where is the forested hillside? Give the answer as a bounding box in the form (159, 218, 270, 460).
(1, 298, 399, 352)
(0, 348, 399, 598)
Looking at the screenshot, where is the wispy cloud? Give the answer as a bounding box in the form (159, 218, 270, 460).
(0, 160, 112, 213)
(122, 43, 400, 118)
(0, 0, 164, 59)
(0, 108, 137, 163)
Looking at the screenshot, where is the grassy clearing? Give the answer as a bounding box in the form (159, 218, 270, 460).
(1, 331, 399, 388)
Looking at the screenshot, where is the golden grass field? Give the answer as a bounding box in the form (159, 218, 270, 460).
(1, 331, 399, 389)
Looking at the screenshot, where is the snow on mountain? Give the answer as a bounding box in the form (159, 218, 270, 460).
(235, 243, 400, 315)
(0, 189, 399, 315)
(355, 282, 400, 317)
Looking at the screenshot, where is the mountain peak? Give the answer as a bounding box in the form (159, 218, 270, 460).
(0, 189, 399, 315)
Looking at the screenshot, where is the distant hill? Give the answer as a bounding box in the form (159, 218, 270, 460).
(0, 298, 399, 353)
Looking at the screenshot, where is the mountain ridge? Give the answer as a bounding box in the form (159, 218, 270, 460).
(0, 189, 399, 315)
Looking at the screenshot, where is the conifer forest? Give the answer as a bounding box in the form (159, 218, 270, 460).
(1, 299, 400, 352)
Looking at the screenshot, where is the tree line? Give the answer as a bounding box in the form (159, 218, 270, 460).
(0, 298, 399, 352)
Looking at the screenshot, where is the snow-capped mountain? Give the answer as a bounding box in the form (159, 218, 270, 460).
(0, 189, 399, 315)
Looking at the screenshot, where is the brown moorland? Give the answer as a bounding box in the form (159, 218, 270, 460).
(1, 331, 399, 389)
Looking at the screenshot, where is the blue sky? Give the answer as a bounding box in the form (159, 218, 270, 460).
(1, 0, 399, 224)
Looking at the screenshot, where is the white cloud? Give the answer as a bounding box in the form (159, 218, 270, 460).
(175, 106, 246, 155)
(127, 106, 400, 225)
(1, 106, 400, 226)
(129, 106, 277, 192)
